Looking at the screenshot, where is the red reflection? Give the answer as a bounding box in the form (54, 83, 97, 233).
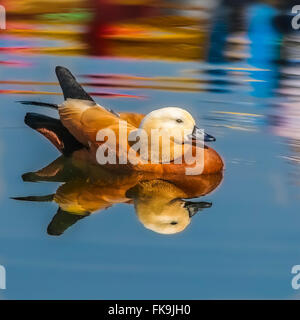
(87, 0, 160, 56)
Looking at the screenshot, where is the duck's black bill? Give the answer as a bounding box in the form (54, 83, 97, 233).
(204, 132, 216, 142)
(190, 126, 216, 142)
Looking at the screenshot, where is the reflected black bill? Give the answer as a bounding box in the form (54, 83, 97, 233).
(184, 201, 212, 217)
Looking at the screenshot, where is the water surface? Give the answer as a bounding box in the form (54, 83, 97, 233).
(1, 0, 300, 299)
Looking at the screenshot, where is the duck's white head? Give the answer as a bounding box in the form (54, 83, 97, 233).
(139, 107, 215, 145)
(135, 107, 215, 163)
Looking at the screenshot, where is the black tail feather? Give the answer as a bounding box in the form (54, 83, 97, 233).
(24, 112, 84, 155)
(55, 66, 95, 102)
(11, 194, 54, 202)
(18, 101, 58, 109)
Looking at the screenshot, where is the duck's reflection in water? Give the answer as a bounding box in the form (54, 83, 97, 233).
(13, 154, 222, 236)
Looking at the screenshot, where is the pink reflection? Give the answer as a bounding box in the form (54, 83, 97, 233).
(0, 60, 31, 67)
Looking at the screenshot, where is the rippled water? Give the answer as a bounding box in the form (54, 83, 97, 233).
(1, 0, 300, 299)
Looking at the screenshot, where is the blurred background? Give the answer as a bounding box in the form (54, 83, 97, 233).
(1, 0, 300, 299)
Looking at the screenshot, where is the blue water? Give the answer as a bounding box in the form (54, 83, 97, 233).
(1, 1, 300, 299)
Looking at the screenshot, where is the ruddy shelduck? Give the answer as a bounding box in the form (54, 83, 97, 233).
(21, 66, 224, 175)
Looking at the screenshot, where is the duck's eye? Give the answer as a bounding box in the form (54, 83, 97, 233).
(176, 119, 183, 123)
(170, 221, 178, 225)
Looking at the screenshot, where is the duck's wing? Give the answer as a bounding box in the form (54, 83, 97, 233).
(120, 112, 145, 128)
(24, 112, 84, 155)
(55, 66, 119, 116)
(55, 65, 125, 146)
(56, 66, 95, 102)
(21, 67, 141, 152)
(58, 99, 121, 145)
(18, 66, 96, 110)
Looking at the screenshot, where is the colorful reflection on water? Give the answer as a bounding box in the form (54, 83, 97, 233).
(1, 0, 300, 299)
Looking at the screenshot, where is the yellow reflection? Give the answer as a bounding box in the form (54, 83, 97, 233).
(3, 0, 208, 61)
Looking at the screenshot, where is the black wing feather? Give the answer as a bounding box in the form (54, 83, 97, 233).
(55, 66, 95, 102)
